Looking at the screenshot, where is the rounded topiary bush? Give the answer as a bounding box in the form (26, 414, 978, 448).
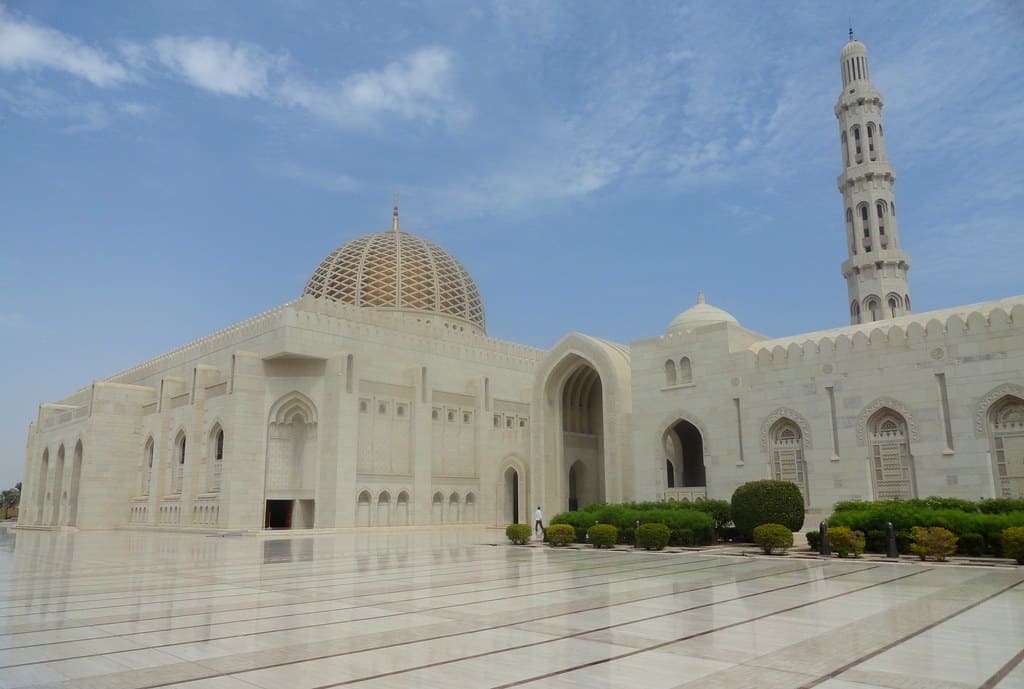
(826, 526, 865, 557)
(753, 523, 794, 555)
(635, 523, 670, 550)
(506, 523, 532, 545)
(547, 523, 575, 546)
(910, 526, 958, 561)
(587, 523, 618, 548)
(1002, 526, 1024, 564)
(731, 480, 805, 539)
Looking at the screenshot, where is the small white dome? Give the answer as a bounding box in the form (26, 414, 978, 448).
(666, 291, 739, 334)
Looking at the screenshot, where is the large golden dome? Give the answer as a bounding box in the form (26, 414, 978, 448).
(303, 211, 486, 334)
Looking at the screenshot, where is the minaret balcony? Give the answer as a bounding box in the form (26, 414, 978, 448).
(837, 160, 895, 189)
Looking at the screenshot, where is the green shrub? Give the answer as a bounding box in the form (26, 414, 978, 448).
(806, 530, 821, 550)
(635, 523, 670, 550)
(956, 532, 986, 557)
(693, 499, 732, 536)
(731, 480, 805, 539)
(547, 524, 575, 546)
(1001, 526, 1024, 564)
(670, 528, 695, 547)
(587, 523, 618, 548)
(827, 501, 1024, 553)
(505, 523, 531, 545)
(753, 523, 794, 555)
(827, 526, 865, 557)
(909, 526, 951, 560)
(910, 526, 958, 561)
(550, 501, 714, 546)
(979, 498, 1024, 514)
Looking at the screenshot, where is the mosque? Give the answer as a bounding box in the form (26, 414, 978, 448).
(17, 35, 1024, 532)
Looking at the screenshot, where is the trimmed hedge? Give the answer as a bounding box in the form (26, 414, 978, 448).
(636, 523, 670, 550)
(546, 524, 575, 546)
(753, 523, 793, 555)
(827, 501, 1024, 556)
(550, 502, 715, 546)
(506, 523, 531, 545)
(731, 480, 805, 538)
(587, 523, 618, 548)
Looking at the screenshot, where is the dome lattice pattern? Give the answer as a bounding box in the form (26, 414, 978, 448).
(304, 231, 486, 333)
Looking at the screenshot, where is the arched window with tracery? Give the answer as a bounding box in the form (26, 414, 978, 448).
(846, 208, 855, 254)
(664, 359, 677, 386)
(172, 432, 186, 493)
(770, 420, 808, 505)
(141, 438, 154, 495)
(208, 425, 224, 492)
(864, 296, 880, 322)
(841, 131, 849, 167)
(866, 122, 877, 160)
(851, 300, 861, 324)
(678, 357, 692, 384)
(852, 125, 863, 163)
(868, 409, 915, 500)
(859, 204, 871, 252)
(876, 201, 887, 248)
(989, 396, 1024, 497)
(887, 293, 901, 319)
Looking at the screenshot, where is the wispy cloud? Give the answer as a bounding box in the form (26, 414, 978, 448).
(151, 36, 280, 97)
(0, 5, 128, 86)
(0, 313, 26, 329)
(279, 47, 465, 127)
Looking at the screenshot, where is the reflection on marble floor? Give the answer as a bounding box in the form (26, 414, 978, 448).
(0, 527, 1021, 689)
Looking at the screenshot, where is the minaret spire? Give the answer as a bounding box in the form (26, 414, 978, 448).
(835, 35, 912, 325)
(696, 290, 705, 305)
(391, 191, 400, 232)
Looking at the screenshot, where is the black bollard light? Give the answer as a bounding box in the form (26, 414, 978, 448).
(886, 521, 899, 559)
(819, 520, 830, 556)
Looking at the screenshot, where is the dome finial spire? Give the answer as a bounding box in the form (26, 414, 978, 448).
(392, 191, 400, 232)
(697, 289, 705, 305)
(848, 22, 854, 41)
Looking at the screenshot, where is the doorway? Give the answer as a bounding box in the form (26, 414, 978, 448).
(265, 500, 293, 529)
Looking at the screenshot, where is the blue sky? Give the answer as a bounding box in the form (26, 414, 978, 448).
(1, 1, 1022, 488)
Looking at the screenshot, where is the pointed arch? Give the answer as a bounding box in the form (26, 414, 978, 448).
(866, 407, 916, 500)
(766, 418, 808, 505)
(269, 390, 318, 425)
(988, 393, 1024, 497)
(759, 407, 814, 452)
(856, 397, 919, 445)
(974, 383, 1024, 436)
(532, 332, 632, 512)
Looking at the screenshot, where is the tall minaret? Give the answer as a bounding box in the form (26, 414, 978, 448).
(836, 31, 911, 325)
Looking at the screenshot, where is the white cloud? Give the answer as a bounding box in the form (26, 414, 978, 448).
(280, 47, 465, 126)
(152, 36, 278, 97)
(0, 6, 128, 86)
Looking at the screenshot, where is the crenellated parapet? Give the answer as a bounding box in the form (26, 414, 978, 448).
(750, 297, 1024, 366)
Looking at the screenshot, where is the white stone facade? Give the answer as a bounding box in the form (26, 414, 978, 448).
(17, 36, 1024, 531)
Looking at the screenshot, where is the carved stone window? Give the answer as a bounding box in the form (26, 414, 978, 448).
(868, 410, 915, 500)
(990, 396, 1024, 498)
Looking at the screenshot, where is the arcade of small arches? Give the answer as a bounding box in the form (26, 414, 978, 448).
(845, 200, 898, 257)
(663, 357, 693, 387)
(840, 121, 885, 168)
(851, 291, 911, 324)
(31, 439, 84, 527)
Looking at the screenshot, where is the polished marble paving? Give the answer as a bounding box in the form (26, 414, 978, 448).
(0, 527, 1020, 689)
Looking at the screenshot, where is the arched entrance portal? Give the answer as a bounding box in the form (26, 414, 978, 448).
(664, 420, 706, 500)
(504, 467, 520, 523)
(562, 364, 604, 510)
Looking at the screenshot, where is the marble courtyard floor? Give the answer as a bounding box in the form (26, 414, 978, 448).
(0, 527, 1021, 689)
